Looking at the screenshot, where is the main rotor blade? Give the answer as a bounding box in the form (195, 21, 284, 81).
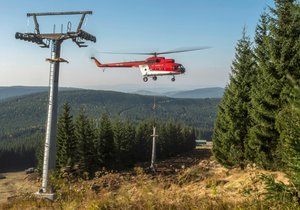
(98, 51, 155, 55)
(156, 46, 211, 55)
(97, 46, 211, 56)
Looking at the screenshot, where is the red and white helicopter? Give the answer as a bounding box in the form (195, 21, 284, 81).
(91, 47, 209, 82)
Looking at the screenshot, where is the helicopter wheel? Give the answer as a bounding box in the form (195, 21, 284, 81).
(153, 76, 157, 81)
(171, 77, 175, 82)
(143, 77, 148, 82)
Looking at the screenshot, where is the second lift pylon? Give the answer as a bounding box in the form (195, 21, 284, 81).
(150, 96, 158, 172)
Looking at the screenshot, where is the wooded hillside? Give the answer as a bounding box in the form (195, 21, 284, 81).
(0, 90, 219, 172)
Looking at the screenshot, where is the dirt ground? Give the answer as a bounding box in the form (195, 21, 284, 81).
(137, 147, 212, 175)
(0, 171, 38, 204)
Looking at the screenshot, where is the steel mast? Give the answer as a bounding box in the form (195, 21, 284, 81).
(15, 11, 96, 200)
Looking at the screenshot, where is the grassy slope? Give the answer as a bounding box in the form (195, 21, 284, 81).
(1, 148, 294, 210)
(0, 172, 37, 204)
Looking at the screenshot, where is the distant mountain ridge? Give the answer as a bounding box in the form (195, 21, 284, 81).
(132, 90, 162, 96)
(0, 86, 78, 101)
(165, 87, 224, 98)
(133, 87, 224, 99)
(0, 86, 224, 101)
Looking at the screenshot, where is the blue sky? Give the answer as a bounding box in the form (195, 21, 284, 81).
(0, 0, 273, 91)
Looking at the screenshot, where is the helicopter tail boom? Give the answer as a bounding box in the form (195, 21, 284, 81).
(91, 56, 145, 68)
(91, 57, 102, 67)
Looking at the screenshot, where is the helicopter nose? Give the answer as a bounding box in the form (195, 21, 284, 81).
(180, 66, 186, 73)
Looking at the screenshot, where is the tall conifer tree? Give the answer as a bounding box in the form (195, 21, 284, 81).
(213, 28, 255, 168)
(94, 114, 115, 168)
(134, 121, 152, 161)
(271, 0, 300, 165)
(247, 13, 281, 168)
(212, 88, 233, 167)
(275, 1, 300, 190)
(114, 121, 136, 167)
(56, 103, 76, 169)
(75, 109, 96, 175)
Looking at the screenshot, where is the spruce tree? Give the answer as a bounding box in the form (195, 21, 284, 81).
(123, 123, 136, 165)
(263, 78, 300, 205)
(161, 121, 174, 157)
(247, 1, 300, 169)
(134, 121, 152, 161)
(157, 123, 168, 159)
(181, 127, 196, 152)
(189, 128, 197, 151)
(212, 87, 234, 167)
(56, 103, 76, 169)
(181, 127, 191, 152)
(94, 114, 115, 168)
(114, 121, 136, 167)
(75, 109, 96, 175)
(270, 0, 300, 101)
(166, 121, 182, 156)
(212, 28, 255, 168)
(113, 120, 124, 166)
(276, 104, 300, 189)
(247, 13, 281, 168)
(275, 1, 300, 194)
(85, 119, 97, 173)
(271, 0, 300, 166)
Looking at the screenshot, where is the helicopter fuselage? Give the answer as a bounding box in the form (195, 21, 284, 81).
(91, 56, 185, 82)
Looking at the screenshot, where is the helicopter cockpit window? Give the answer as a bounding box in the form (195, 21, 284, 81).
(178, 65, 185, 72)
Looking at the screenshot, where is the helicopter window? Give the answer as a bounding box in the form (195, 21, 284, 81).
(147, 60, 155, 64)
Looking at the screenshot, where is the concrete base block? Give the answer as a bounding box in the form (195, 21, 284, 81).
(34, 191, 55, 201)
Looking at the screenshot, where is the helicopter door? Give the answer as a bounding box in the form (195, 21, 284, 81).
(139, 65, 150, 76)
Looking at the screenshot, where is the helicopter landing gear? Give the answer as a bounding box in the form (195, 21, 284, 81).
(143, 77, 148, 82)
(171, 76, 175, 82)
(153, 76, 157, 81)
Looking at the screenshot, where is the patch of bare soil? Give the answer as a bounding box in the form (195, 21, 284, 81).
(138, 148, 212, 176)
